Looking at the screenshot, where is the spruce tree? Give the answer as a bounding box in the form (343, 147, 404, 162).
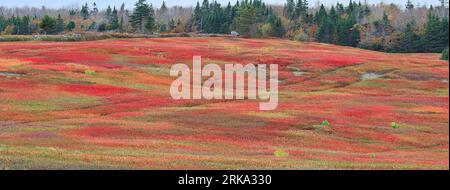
(145, 4, 155, 33)
(423, 12, 449, 52)
(406, 0, 414, 10)
(80, 3, 90, 20)
(284, 0, 295, 20)
(66, 21, 76, 31)
(106, 6, 112, 21)
(234, 4, 257, 36)
(130, 0, 151, 33)
(19, 16, 31, 35)
(397, 22, 421, 52)
(109, 7, 119, 30)
(92, 2, 99, 15)
(0, 15, 6, 33)
(55, 14, 64, 33)
(40, 15, 57, 34)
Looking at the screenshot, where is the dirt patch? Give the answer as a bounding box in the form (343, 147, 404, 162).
(401, 72, 447, 82)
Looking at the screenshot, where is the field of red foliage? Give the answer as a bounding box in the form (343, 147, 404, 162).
(0, 37, 448, 169)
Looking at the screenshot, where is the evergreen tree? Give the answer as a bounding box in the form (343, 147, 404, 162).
(234, 3, 257, 36)
(222, 2, 234, 33)
(159, 1, 169, 33)
(315, 5, 327, 25)
(293, 0, 308, 19)
(422, 12, 449, 52)
(145, 4, 155, 33)
(397, 22, 421, 52)
(55, 14, 64, 33)
(193, 2, 202, 31)
(19, 16, 31, 35)
(92, 2, 99, 15)
(264, 8, 283, 37)
(191, 0, 237, 34)
(88, 21, 97, 31)
(40, 15, 56, 34)
(284, 0, 295, 20)
(66, 21, 76, 31)
(109, 7, 120, 30)
(80, 3, 90, 20)
(130, 0, 151, 33)
(8, 15, 20, 34)
(0, 15, 6, 33)
(169, 19, 176, 31)
(406, 0, 414, 10)
(97, 22, 107, 32)
(442, 47, 449, 60)
(316, 16, 332, 43)
(106, 6, 112, 21)
(329, 2, 360, 47)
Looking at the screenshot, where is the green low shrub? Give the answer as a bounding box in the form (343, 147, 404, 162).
(442, 48, 449, 60)
(391, 122, 400, 129)
(294, 33, 309, 42)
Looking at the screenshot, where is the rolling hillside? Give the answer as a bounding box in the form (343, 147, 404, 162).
(0, 37, 448, 169)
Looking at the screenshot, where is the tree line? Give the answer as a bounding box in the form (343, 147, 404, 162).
(0, 0, 448, 53)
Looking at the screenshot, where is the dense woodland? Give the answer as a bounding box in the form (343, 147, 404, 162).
(0, 0, 449, 54)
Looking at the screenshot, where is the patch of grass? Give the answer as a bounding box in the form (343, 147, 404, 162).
(0, 35, 33, 42)
(261, 46, 276, 53)
(320, 120, 330, 128)
(84, 70, 97, 75)
(391, 122, 400, 129)
(293, 33, 309, 42)
(15, 101, 60, 112)
(53, 96, 99, 107)
(356, 80, 387, 88)
(274, 149, 289, 158)
(223, 45, 242, 53)
(145, 65, 171, 76)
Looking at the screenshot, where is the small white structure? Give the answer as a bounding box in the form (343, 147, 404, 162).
(231, 31, 239, 37)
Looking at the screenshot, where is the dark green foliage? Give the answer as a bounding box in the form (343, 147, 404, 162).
(396, 22, 422, 53)
(40, 15, 57, 34)
(88, 22, 97, 31)
(442, 48, 449, 60)
(190, 0, 270, 36)
(406, 0, 414, 10)
(12, 15, 32, 35)
(66, 21, 76, 31)
(234, 4, 257, 36)
(145, 5, 155, 33)
(192, 0, 231, 34)
(97, 22, 107, 32)
(314, 2, 360, 47)
(336, 12, 359, 47)
(92, 2, 99, 15)
(130, 0, 153, 33)
(108, 7, 120, 30)
(80, 3, 90, 20)
(168, 19, 176, 31)
(0, 15, 6, 32)
(56, 14, 64, 33)
(284, 0, 295, 20)
(264, 8, 283, 37)
(422, 12, 449, 53)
